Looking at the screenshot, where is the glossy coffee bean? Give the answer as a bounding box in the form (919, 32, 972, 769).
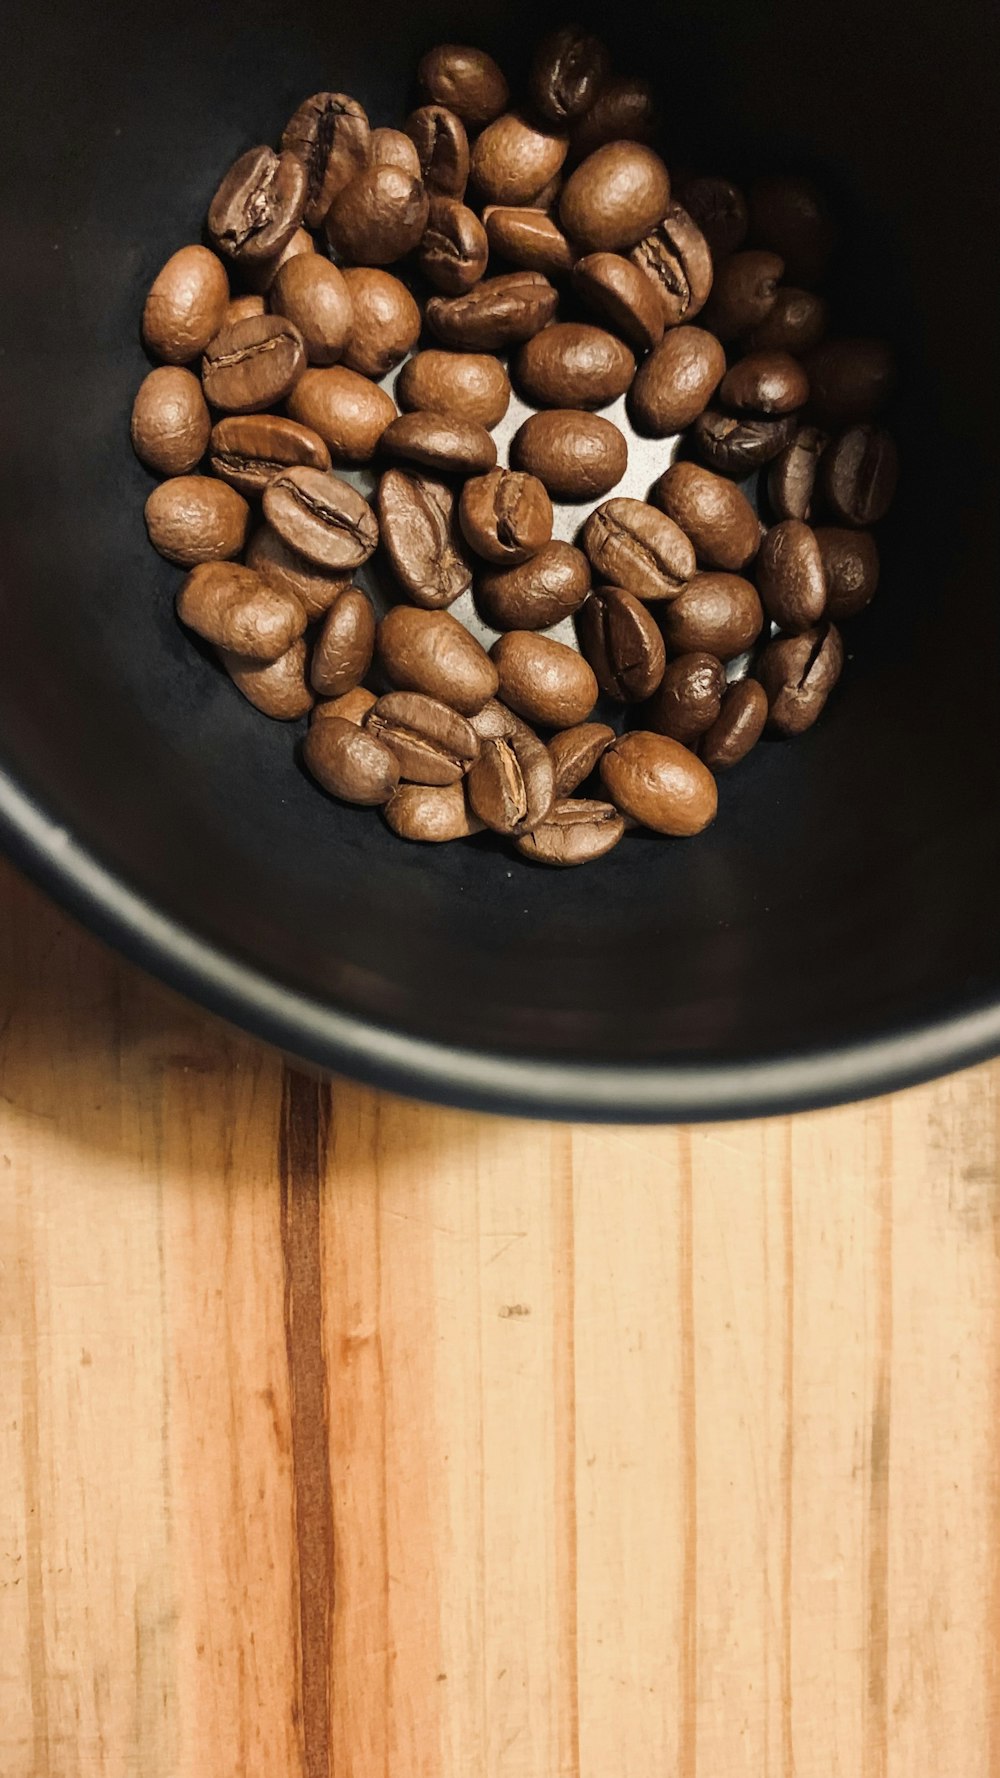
(207, 146, 307, 267)
(600, 731, 717, 836)
(582, 498, 695, 601)
(577, 586, 666, 701)
(767, 425, 828, 521)
(340, 269, 421, 378)
(756, 623, 844, 735)
(378, 469, 473, 609)
(396, 351, 511, 428)
(720, 350, 810, 417)
(418, 44, 510, 129)
(514, 323, 635, 410)
(691, 408, 797, 477)
(145, 475, 249, 566)
(511, 411, 627, 501)
(822, 425, 899, 526)
(530, 26, 610, 123)
(571, 252, 665, 352)
(701, 250, 783, 343)
(484, 207, 574, 276)
(418, 197, 489, 294)
(470, 111, 568, 205)
(815, 527, 880, 620)
(282, 92, 370, 227)
(560, 142, 671, 253)
(517, 798, 625, 866)
(304, 714, 400, 804)
(746, 287, 829, 355)
(756, 520, 827, 632)
(385, 780, 483, 842)
(805, 338, 896, 427)
(700, 678, 768, 769)
(629, 203, 713, 325)
(378, 606, 499, 714)
(466, 718, 556, 835)
(491, 631, 598, 728)
(459, 469, 553, 566)
(324, 164, 429, 266)
(426, 272, 558, 350)
(569, 76, 656, 161)
(628, 327, 726, 435)
(246, 526, 351, 621)
(142, 245, 229, 365)
(208, 415, 329, 496)
(366, 692, 480, 785)
(286, 367, 397, 463)
(548, 723, 616, 795)
(748, 175, 835, 288)
(660, 572, 764, 659)
(380, 411, 497, 475)
(652, 462, 760, 572)
(262, 467, 379, 571)
(671, 174, 749, 261)
(405, 105, 470, 200)
(222, 639, 314, 720)
(313, 687, 378, 727)
(310, 588, 376, 697)
(201, 314, 306, 414)
(132, 367, 211, 476)
(269, 257, 353, 368)
(177, 560, 305, 659)
(477, 541, 592, 630)
(644, 652, 727, 745)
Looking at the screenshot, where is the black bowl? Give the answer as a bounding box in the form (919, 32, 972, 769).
(1, 0, 997, 1120)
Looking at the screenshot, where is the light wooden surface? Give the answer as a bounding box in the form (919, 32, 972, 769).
(1, 857, 998, 1778)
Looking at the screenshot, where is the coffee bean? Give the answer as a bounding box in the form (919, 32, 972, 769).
(418, 44, 510, 129)
(142, 246, 229, 365)
(177, 559, 305, 659)
(396, 351, 511, 428)
(629, 203, 713, 325)
(222, 639, 314, 720)
(241, 224, 315, 298)
(378, 469, 473, 609)
(201, 314, 306, 414)
(671, 174, 749, 261)
(369, 127, 422, 180)
(246, 526, 350, 620)
(262, 467, 379, 571)
(270, 257, 353, 367)
(491, 631, 598, 728)
(691, 408, 797, 477)
(756, 520, 827, 632)
(484, 207, 574, 276)
(560, 142, 671, 253)
(720, 350, 810, 417)
(286, 366, 397, 463)
(132, 367, 212, 477)
(821, 424, 899, 526)
(804, 338, 896, 427)
(477, 541, 592, 630)
(748, 175, 835, 288)
(340, 269, 421, 378)
(652, 461, 760, 572)
(530, 26, 610, 123)
(699, 678, 768, 769)
(766, 425, 828, 521)
(517, 798, 624, 865)
(756, 623, 844, 735)
(313, 687, 377, 727)
(660, 572, 764, 658)
(815, 526, 880, 620)
(310, 587, 376, 696)
(418, 197, 489, 294)
(223, 295, 267, 326)
(207, 146, 307, 267)
(582, 498, 695, 601)
(405, 105, 470, 200)
(470, 111, 568, 205)
(628, 326, 726, 435)
(644, 652, 727, 744)
(470, 699, 518, 740)
(209, 415, 329, 496)
(569, 76, 656, 161)
(426, 271, 558, 350)
(513, 323, 635, 410)
(378, 606, 499, 714)
(548, 722, 616, 795)
(304, 714, 400, 803)
(459, 469, 553, 566)
(571, 252, 666, 352)
(746, 287, 829, 355)
(385, 779, 484, 841)
(600, 731, 717, 835)
(324, 164, 429, 266)
(145, 475, 249, 566)
(577, 586, 666, 701)
(511, 411, 627, 501)
(466, 718, 555, 835)
(366, 691, 480, 785)
(701, 249, 784, 343)
(282, 92, 370, 227)
(380, 411, 497, 476)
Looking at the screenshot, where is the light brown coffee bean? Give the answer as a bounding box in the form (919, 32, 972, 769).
(242, 225, 315, 296)
(223, 294, 267, 325)
(571, 252, 666, 352)
(644, 652, 727, 744)
(417, 196, 489, 294)
(369, 127, 422, 179)
(671, 173, 749, 261)
(378, 468, 473, 609)
(756, 520, 827, 631)
(142, 246, 229, 365)
(262, 467, 379, 571)
(577, 586, 666, 700)
(560, 142, 671, 253)
(324, 164, 429, 265)
(310, 588, 376, 696)
(548, 723, 616, 795)
(313, 687, 377, 727)
(367, 691, 480, 785)
(384, 780, 483, 841)
(815, 527, 880, 620)
(339, 268, 421, 378)
(378, 607, 499, 714)
(517, 798, 624, 865)
(757, 623, 844, 735)
(582, 498, 695, 601)
(131, 367, 211, 476)
(514, 323, 635, 409)
(145, 476, 249, 566)
(628, 327, 726, 435)
(629, 202, 713, 325)
(720, 349, 810, 416)
(471, 111, 568, 205)
(746, 287, 829, 355)
(569, 76, 656, 161)
(270, 256, 353, 367)
(246, 526, 350, 620)
(405, 105, 470, 199)
(286, 366, 397, 463)
(177, 559, 305, 659)
(207, 146, 307, 266)
(418, 44, 510, 129)
(767, 424, 828, 521)
(466, 718, 555, 835)
(491, 631, 598, 727)
(426, 271, 558, 350)
(208, 415, 330, 496)
(661, 572, 764, 659)
(380, 411, 498, 475)
(600, 731, 717, 835)
(221, 639, 314, 720)
(477, 541, 592, 630)
(700, 678, 768, 769)
(511, 411, 627, 501)
(530, 26, 610, 123)
(652, 462, 760, 572)
(470, 699, 518, 740)
(804, 338, 895, 427)
(303, 714, 400, 803)
(459, 469, 553, 565)
(484, 207, 575, 276)
(701, 250, 784, 343)
(396, 351, 511, 428)
(748, 175, 835, 288)
(201, 314, 306, 414)
(282, 92, 370, 227)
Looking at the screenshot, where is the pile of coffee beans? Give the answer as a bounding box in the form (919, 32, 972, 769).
(132, 29, 898, 865)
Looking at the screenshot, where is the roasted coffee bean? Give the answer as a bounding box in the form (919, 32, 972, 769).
(459, 468, 553, 565)
(491, 631, 598, 728)
(804, 337, 896, 427)
(470, 698, 518, 740)
(701, 250, 784, 343)
(145, 475, 249, 566)
(530, 26, 609, 123)
(417, 196, 489, 294)
(131, 367, 211, 476)
(660, 572, 764, 659)
(378, 606, 499, 714)
(223, 294, 267, 326)
(243, 224, 315, 296)
(340, 269, 421, 378)
(652, 462, 760, 572)
(511, 411, 627, 501)
(719, 350, 810, 416)
(756, 520, 827, 631)
(600, 731, 717, 835)
(470, 111, 568, 205)
(310, 587, 376, 696)
(629, 203, 713, 326)
(569, 76, 656, 161)
(477, 541, 592, 630)
(756, 623, 844, 735)
(324, 165, 429, 265)
(201, 314, 306, 414)
(815, 526, 880, 620)
(577, 586, 666, 701)
(384, 779, 483, 841)
(746, 287, 829, 355)
(366, 691, 480, 785)
(207, 146, 307, 267)
(378, 469, 473, 609)
(208, 414, 330, 496)
(426, 271, 558, 349)
(380, 411, 497, 475)
(177, 559, 305, 659)
(821, 425, 899, 526)
(142, 246, 229, 365)
(467, 718, 555, 835)
(700, 678, 768, 769)
(671, 174, 749, 261)
(767, 425, 828, 521)
(369, 127, 422, 179)
(270, 256, 353, 367)
(517, 798, 624, 865)
(484, 206, 573, 276)
(560, 142, 671, 254)
(246, 525, 350, 620)
(396, 351, 511, 428)
(582, 498, 695, 601)
(222, 639, 314, 720)
(644, 652, 727, 744)
(691, 408, 797, 477)
(548, 722, 616, 795)
(262, 467, 379, 570)
(282, 92, 370, 227)
(286, 366, 397, 462)
(571, 252, 665, 352)
(748, 175, 835, 288)
(418, 44, 510, 129)
(513, 323, 635, 410)
(313, 686, 378, 726)
(304, 714, 400, 803)
(628, 326, 726, 436)
(405, 105, 470, 199)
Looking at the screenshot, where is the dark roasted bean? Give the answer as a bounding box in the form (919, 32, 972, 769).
(821, 424, 899, 526)
(577, 586, 666, 701)
(700, 679, 768, 769)
(756, 623, 844, 735)
(644, 652, 727, 745)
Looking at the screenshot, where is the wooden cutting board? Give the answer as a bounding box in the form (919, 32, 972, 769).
(1, 856, 997, 1778)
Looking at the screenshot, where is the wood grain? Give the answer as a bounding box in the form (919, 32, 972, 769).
(1, 857, 998, 1778)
